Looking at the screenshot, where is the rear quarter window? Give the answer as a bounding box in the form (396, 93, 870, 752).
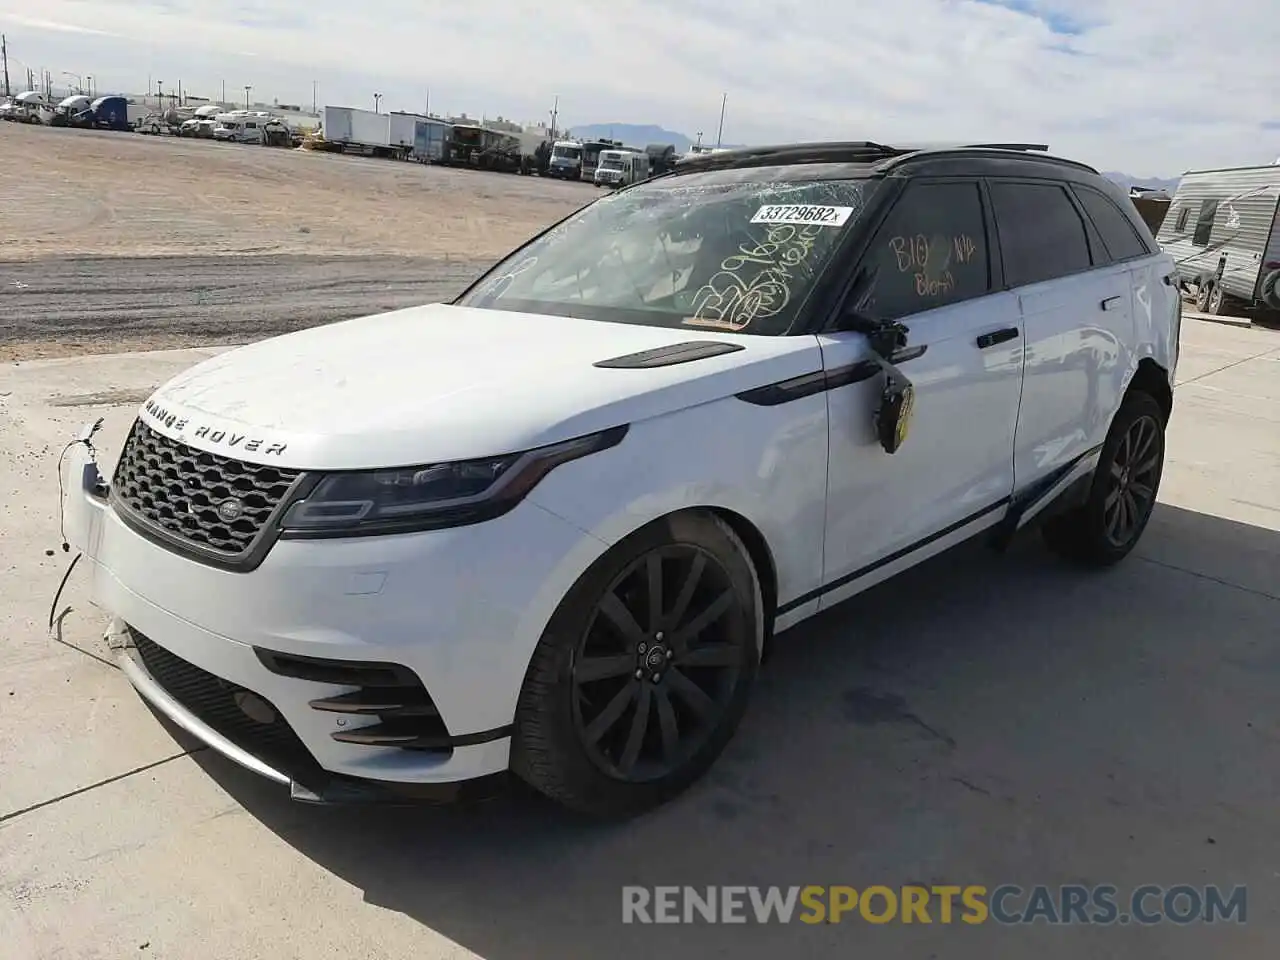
(1074, 185, 1152, 262)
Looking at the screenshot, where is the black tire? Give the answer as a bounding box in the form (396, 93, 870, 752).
(1261, 270, 1280, 310)
(512, 510, 763, 818)
(1042, 391, 1165, 567)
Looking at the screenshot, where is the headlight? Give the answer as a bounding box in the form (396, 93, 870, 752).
(279, 425, 627, 538)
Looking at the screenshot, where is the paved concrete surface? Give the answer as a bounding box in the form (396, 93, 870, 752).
(1, 318, 1278, 959)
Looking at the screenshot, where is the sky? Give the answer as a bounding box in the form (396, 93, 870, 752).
(1, 0, 1277, 178)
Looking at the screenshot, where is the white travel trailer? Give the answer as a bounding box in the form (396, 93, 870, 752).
(1156, 164, 1280, 315)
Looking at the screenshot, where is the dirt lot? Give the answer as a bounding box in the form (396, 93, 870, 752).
(0, 123, 595, 360)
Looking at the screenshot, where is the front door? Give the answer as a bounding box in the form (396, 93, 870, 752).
(817, 179, 1025, 609)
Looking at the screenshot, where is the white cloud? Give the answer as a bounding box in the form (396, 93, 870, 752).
(1, 0, 1277, 175)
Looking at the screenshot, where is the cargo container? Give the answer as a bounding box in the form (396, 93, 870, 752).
(389, 111, 422, 148)
(412, 118, 452, 162)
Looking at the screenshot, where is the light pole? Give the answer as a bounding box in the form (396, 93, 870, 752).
(715, 92, 727, 149)
(373, 92, 382, 114)
(86, 75, 93, 97)
(244, 85, 252, 109)
(312, 80, 317, 114)
(156, 80, 163, 109)
(62, 71, 82, 95)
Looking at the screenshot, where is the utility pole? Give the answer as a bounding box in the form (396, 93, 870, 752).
(221, 79, 226, 104)
(1, 35, 9, 99)
(715, 92, 727, 149)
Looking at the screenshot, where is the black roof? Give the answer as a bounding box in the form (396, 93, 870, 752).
(672, 140, 1098, 179)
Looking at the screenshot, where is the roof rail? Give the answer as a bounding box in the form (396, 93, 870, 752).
(672, 140, 1095, 175)
(877, 145, 1098, 175)
(674, 141, 916, 171)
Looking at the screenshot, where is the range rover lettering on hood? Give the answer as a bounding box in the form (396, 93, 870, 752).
(143, 399, 289, 456)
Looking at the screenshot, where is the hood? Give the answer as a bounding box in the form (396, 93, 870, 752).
(141, 303, 820, 470)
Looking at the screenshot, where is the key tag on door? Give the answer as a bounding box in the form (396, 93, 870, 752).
(860, 320, 915, 455)
(872, 356, 915, 455)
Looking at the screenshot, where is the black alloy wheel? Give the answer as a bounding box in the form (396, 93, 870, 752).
(1041, 390, 1165, 567)
(1103, 412, 1162, 549)
(512, 511, 761, 817)
(571, 545, 749, 783)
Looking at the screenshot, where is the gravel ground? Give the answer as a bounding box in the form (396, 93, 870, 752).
(0, 122, 595, 360)
(0, 254, 489, 361)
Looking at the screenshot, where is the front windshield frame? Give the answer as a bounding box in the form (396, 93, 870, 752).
(455, 170, 878, 338)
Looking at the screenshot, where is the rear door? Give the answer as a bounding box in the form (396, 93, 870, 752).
(817, 178, 1025, 608)
(989, 179, 1134, 493)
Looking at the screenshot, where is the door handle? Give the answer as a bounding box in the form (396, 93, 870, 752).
(1101, 296, 1123, 311)
(976, 327, 1019, 349)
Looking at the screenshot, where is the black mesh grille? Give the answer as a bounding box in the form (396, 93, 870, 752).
(111, 419, 301, 556)
(131, 630, 325, 787)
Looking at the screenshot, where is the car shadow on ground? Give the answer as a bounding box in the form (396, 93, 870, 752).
(188, 503, 1279, 959)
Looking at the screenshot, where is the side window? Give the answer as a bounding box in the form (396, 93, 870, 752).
(989, 181, 1091, 287)
(1074, 186, 1151, 261)
(1192, 199, 1218, 247)
(1173, 206, 1190, 233)
(857, 181, 991, 321)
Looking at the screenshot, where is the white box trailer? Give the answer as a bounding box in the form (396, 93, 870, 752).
(389, 112, 424, 148)
(349, 108, 391, 147)
(322, 105, 353, 142)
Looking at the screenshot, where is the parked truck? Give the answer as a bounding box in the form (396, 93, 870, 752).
(1156, 164, 1280, 316)
(320, 105, 414, 159)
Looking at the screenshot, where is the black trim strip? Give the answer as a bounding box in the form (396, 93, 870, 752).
(331, 723, 513, 750)
(594, 341, 745, 369)
(989, 444, 1103, 550)
(777, 497, 1011, 615)
(736, 360, 880, 406)
(890, 344, 928, 364)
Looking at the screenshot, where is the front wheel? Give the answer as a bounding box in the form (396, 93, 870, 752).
(1042, 391, 1165, 566)
(512, 511, 762, 818)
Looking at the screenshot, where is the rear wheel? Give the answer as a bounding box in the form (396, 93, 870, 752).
(1042, 392, 1165, 567)
(512, 511, 762, 818)
(1206, 282, 1226, 315)
(1195, 279, 1214, 312)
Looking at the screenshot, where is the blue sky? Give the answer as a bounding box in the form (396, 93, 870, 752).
(2, 0, 1277, 176)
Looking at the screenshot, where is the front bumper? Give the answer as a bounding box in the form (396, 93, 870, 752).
(62, 442, 601, 802)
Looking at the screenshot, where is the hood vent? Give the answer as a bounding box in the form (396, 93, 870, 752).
(594, 340, 745, 369)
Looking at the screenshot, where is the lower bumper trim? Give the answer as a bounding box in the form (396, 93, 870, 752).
(118, 648, 291, 786)
(118, 638, 515, 806)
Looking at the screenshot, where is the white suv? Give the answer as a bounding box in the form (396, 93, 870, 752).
(63, 141, 1181, 817)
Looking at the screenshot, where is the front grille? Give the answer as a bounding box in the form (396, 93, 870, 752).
(130, 630, 326, 787)
(112, 419, 301, 556)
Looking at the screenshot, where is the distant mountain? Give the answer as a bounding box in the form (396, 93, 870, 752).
(569, 124, 694, 151)
(1102, 172, 1181, 194)
(571, 123, 748, 153)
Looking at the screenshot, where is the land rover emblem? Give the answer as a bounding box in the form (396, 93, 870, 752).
(216, 498, 244, 522)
